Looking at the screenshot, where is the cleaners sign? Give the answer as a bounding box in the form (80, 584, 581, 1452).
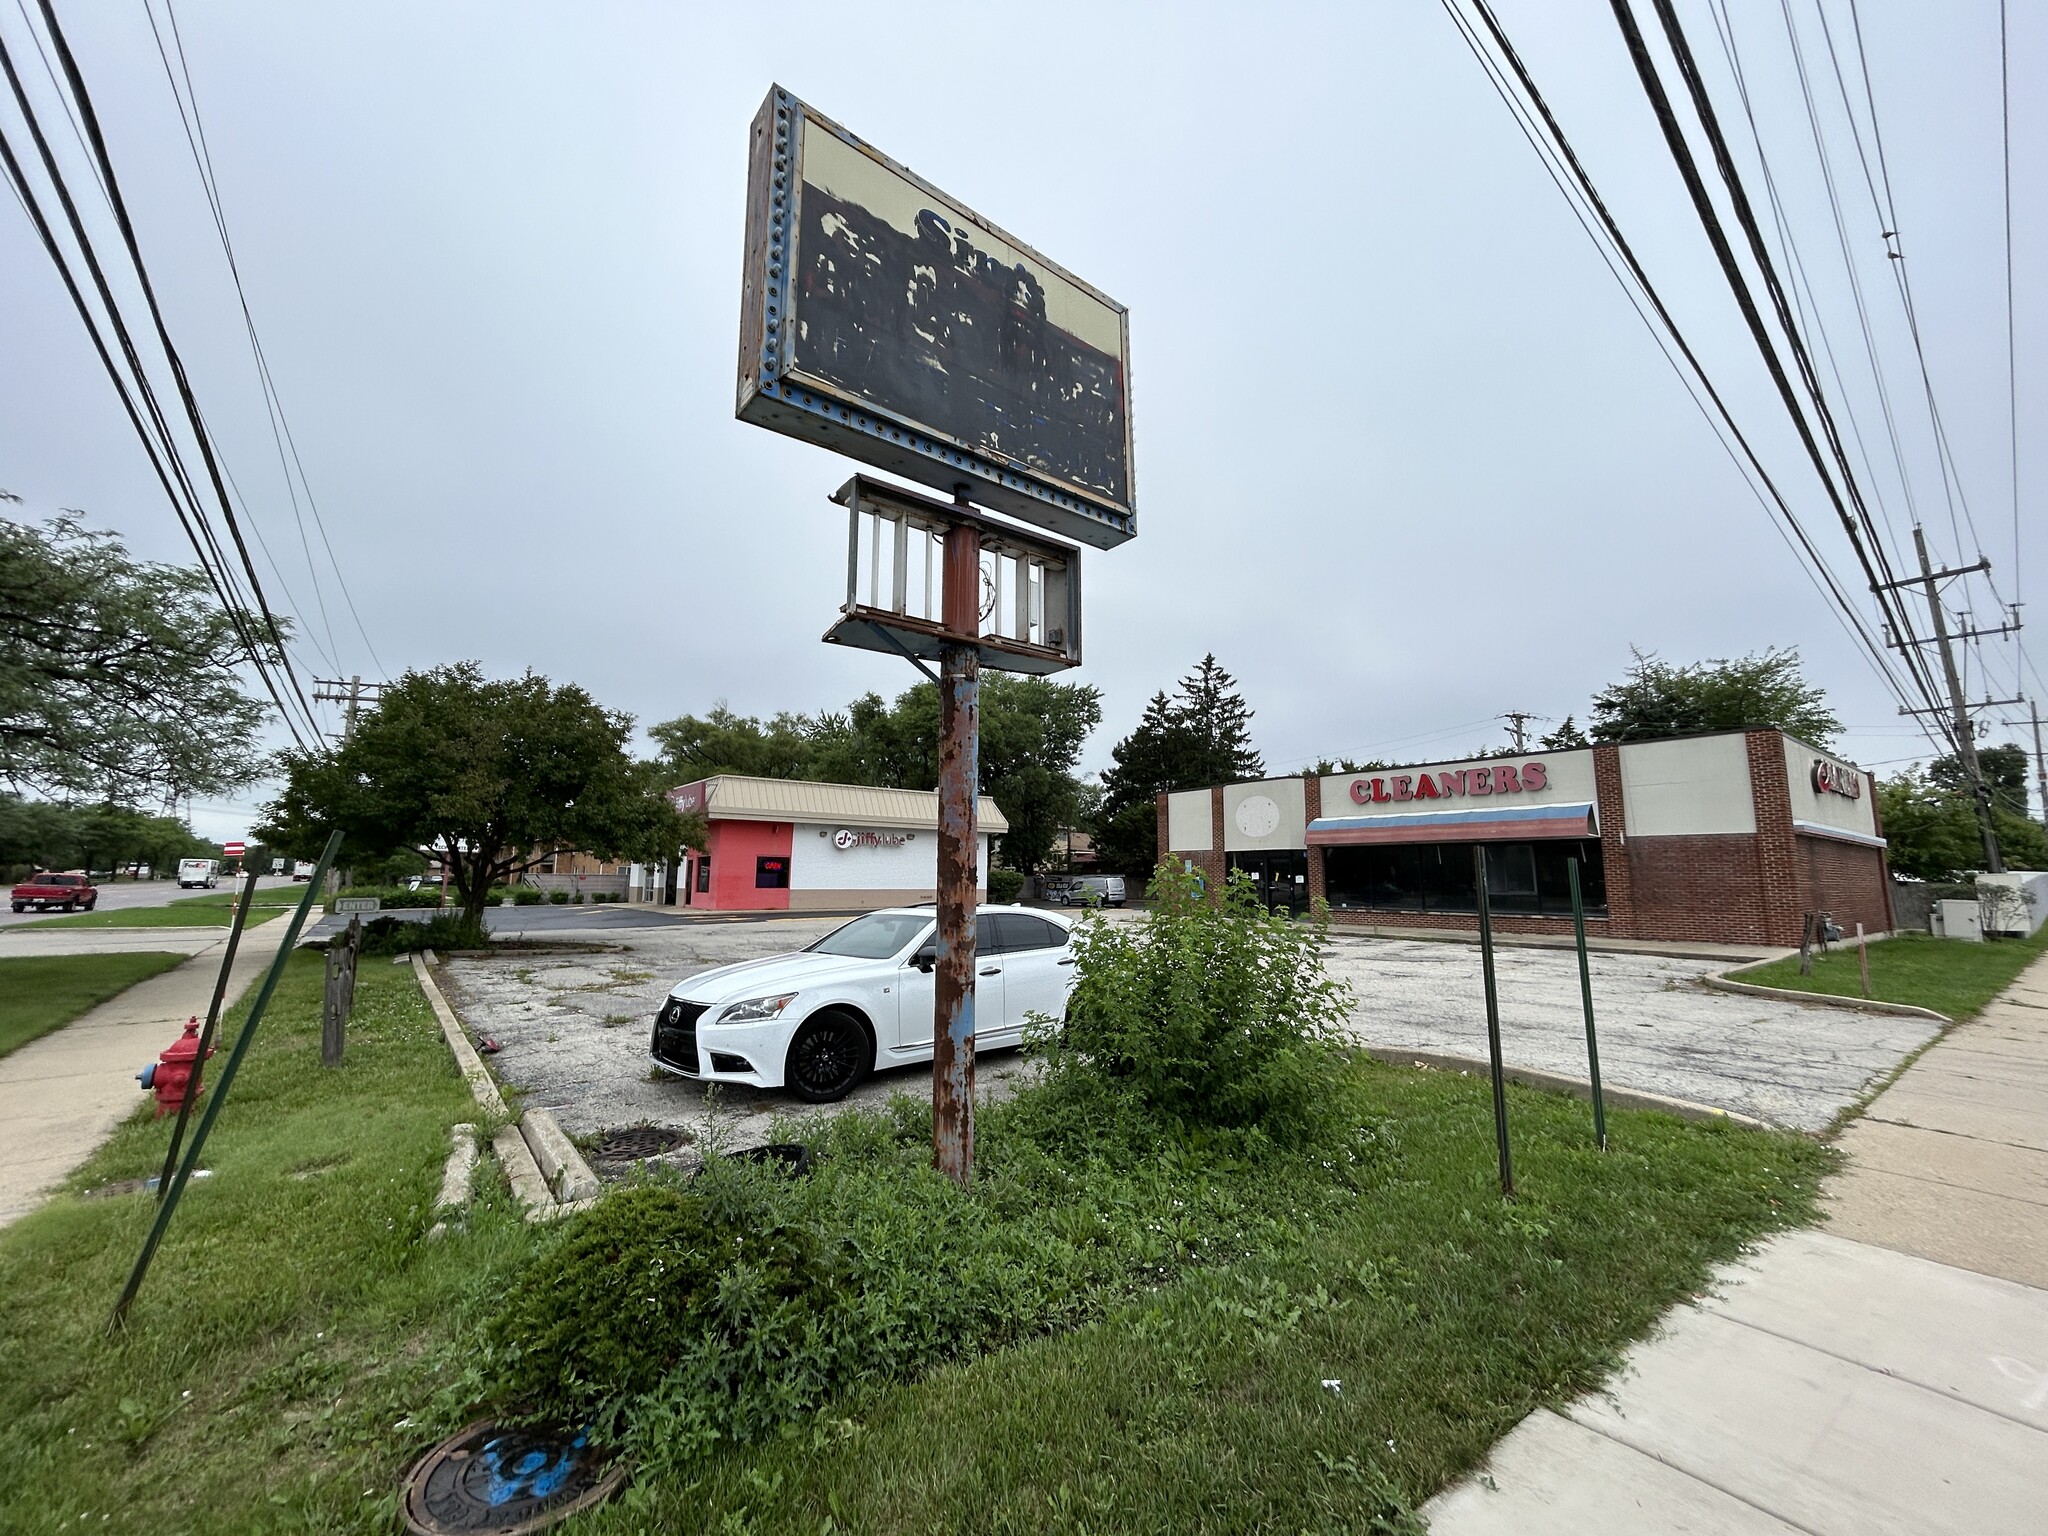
(1349, 761, 1551, 805)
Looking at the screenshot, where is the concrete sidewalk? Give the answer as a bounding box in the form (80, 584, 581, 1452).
(0, 923, 294, 1228)
(1424, 950, 2048, 1535)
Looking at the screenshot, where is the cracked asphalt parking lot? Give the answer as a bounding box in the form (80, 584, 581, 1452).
(434, 916, 1940, 1154)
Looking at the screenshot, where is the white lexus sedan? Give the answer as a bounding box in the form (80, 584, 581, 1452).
(649, 906, 1078, 1103)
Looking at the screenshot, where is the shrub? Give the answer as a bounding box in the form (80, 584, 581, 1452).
(355, 912, 488, 955)
(1045, 862, 1353, 1148)
(548, 890, 570, 905)
(484, 890, 504, 907)
(511, 887, 544, 906)
(484, 1088, 1391, 1479)
(988, 867, 1025, 904)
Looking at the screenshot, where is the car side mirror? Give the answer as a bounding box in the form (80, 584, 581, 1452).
(912, 947, 936, 972)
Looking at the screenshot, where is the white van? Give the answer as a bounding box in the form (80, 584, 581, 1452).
(1055, 874, 1126, 908)
(177, 858, 220, 890)
(292, 861, 317, 881)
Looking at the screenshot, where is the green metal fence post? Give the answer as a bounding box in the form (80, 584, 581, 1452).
(155, 869, 260, 1201)
(1473, 845, 1516, 1200)
(112, 831, 342, 1329)
(1569, 856, 1608, 1152)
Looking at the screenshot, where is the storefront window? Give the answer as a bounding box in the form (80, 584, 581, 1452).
(1322, 839, 1605, 916)
(696, 856, 712, 894)
(755, 855, 790, 889)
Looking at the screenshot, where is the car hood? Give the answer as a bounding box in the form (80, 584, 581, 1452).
(667, 949, 897, 1007)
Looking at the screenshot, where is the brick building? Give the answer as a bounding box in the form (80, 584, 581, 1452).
(1158, 729, 1891, 947)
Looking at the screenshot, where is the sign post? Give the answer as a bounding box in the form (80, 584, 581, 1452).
(932, 521, 982, 1180)
(734, 86, 1133, 1184)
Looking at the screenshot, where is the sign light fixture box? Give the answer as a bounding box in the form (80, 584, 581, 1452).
(825, 475, 1082, 674)
(736, 85, 1135, 550)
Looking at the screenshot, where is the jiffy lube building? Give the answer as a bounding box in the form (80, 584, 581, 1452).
(1159, 729, 1891, 946)
(663, 776, 1006, 912)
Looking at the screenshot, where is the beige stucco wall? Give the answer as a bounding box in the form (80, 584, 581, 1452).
(1781, 735, 1879, 839)
(1617, 733, 1756, 837)
(1223, 777, 1308, 852)
(1166, 789, 1213, 852)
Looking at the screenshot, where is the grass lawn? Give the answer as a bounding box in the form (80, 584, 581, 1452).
(0, 951, 191, 1060)
(1735, 925, 2048, 1020)
(0, 959, 1831, 1533)
(27, 888, 303, 930)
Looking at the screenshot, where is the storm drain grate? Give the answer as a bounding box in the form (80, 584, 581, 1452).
(401, 1421, 625, 1533)
(592, 1125, 693, 1166)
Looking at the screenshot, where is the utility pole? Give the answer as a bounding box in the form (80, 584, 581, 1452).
(312, 676, 384, 744)
(1891, 528, 2005, 873)
(2031, 701, 2048, 832)
(1501, 711, 1540, 753)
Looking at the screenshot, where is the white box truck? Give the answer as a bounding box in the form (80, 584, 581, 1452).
(177, 858, 220, 890)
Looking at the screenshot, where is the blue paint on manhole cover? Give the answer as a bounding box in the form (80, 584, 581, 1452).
(401, 1421, 626, 1534)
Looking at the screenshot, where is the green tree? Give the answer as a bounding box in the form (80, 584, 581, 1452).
(1929, 742, 2031, 817)
(1092, 659, 1266, 875)
(259, 664, 695, 932)
(0, 793, 210, 877)
(1540, 716, 1589, 750)
(1879, 767, 2048, 881)
(1587, 647, 1840, 746)
(648, 676, 1102, 876)
(1, 508, 268, 800)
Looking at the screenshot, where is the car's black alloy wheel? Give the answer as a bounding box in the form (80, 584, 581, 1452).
(784, 1011, 868, 1103)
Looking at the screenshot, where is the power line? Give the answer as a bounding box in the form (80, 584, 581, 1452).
(1441, 0, 1934, 743)
(1609, 0, 1953, 741)
(1999, 0, 2019, 607)
(148, 0, 387, 681)
(32, 0, 320, 740)
(0, 13, 318, 747)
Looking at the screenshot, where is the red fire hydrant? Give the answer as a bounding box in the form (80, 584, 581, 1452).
(138, 1017, 213, 1118)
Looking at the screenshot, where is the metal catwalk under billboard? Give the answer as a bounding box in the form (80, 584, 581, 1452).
(736, 86, 1135, 549)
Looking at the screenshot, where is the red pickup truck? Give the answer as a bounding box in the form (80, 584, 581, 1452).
(10, 872, 99, 913)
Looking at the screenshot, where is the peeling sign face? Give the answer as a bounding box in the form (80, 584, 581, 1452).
(789, 118, 1130, 508)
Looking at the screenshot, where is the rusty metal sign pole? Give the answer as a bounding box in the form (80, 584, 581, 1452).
(932, 513, 982, 1185)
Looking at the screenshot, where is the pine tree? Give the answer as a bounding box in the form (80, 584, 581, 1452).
(1539, 716, 1588, 750)
(1175, 655, 1263, 784)
(1092, 659, 1266, 874)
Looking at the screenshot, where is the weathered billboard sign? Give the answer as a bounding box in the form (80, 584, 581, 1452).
(736, 86, 1135, 549)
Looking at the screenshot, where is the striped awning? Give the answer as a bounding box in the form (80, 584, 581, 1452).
(1306, 802, 1598, 847)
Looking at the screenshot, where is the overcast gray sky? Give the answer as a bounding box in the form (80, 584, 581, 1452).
(2, 1, 2039, 841)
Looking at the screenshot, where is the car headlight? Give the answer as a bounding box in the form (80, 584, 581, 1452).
(717, 992, 798, 1024)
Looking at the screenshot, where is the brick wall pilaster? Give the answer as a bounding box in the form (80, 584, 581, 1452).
(1206, 787, 1227, 902)
(1591, 744, 1637, 937)
(1155, 790, 1168, 878)
(1303, 772, 1326, 910)
(1747, 730, 1804, 945)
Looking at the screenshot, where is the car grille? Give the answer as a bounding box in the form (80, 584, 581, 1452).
(650, 999, 706, 1075)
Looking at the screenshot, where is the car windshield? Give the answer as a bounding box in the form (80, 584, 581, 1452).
(806, 911, 932, 959)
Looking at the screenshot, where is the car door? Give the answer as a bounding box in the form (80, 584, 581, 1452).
(990, 914, 1071, 1038)
(892, 915, 1006, 1053)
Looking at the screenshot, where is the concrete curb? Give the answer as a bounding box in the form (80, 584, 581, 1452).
(435, 1124, 479, 1212)
(1361, 1046, 1772, 1131)
(1702, 970, 1954, 1025)
(491, 1124, 554, 1212)
(520, 1107, 601, 1203)
(409, 952, 508, 1116)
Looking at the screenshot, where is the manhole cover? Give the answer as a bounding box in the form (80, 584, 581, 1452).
(401, 1421, 625, 1534)
(593, 1125, 692, 1164)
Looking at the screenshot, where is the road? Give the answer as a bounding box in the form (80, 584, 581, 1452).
(0, 873, 300, 930)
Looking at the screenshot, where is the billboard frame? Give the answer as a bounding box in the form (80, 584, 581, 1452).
(735, 85, 1136, 550)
